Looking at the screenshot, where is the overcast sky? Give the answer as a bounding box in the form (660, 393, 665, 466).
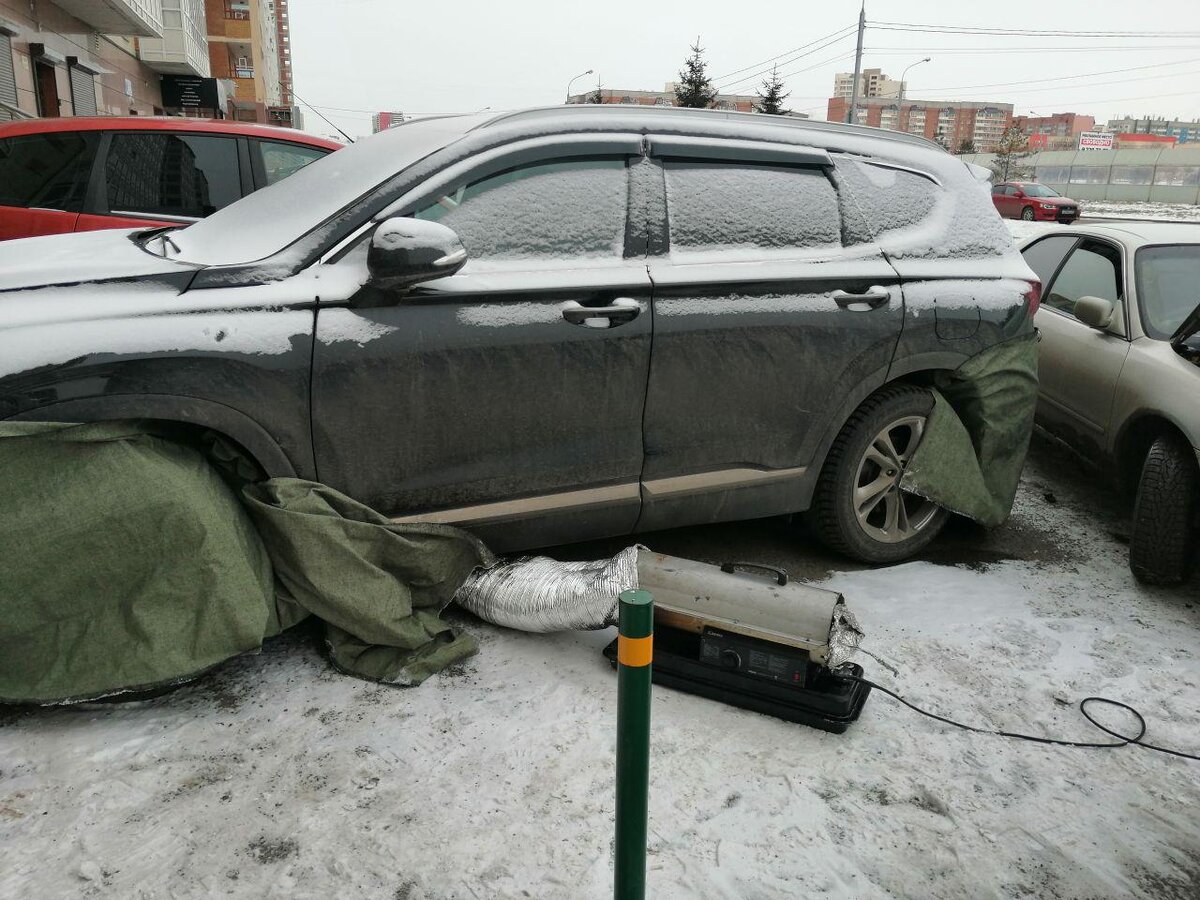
(287, 0, 1200, 139)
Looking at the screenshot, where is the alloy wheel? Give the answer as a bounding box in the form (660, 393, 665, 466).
(852, 415, 941, 544)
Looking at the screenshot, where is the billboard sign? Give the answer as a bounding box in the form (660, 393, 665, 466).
(1078, 131, 1114, 150)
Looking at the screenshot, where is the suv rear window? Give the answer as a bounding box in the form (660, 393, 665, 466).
(0, 132, 97, 211)
(664, 161, 841, 256)
(105, 132, 242, 219)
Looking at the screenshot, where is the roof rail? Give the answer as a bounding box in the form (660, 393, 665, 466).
(475, 104, 945, 152)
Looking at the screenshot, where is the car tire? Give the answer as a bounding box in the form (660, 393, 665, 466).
(1021, 206, 1035, 221)
(1129, 434, 1198, 585)
(808, 385, 950, 564)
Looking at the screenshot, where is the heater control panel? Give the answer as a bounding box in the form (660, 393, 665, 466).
(699, 627, 811, 686)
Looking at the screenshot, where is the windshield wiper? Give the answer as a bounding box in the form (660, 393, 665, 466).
(1170, 298, 1200, 351)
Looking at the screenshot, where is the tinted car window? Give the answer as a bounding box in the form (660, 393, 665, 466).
(259, 140, 327, 186)
(665, 161, 840, 255)
(1021, 235, 1077, 285)
(105, 133, 242, 219)
(0, 132, 97, 211)
(1045, 240, 1122, 316)
(415, 158, 628, 264)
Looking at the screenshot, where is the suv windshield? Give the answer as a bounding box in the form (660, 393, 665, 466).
(1136, 244, 1200, 339)
(164, 115, 484, 266)
(1022, 184, 1060, 198)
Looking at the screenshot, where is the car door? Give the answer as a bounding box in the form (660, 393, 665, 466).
(1032, 235, 1131, 456)
(636, 138, 904, 531)
(992, 184, 1010, 217)
(74, 131, 249, 232)
(0, 129, 97, 239)
(310, 143, 653, 551)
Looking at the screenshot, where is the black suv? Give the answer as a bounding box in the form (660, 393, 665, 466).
(0, 106, 1037, 562)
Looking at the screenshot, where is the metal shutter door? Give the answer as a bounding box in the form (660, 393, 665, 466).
(0, 35, 17, 122)
(69, 65, 97, 117)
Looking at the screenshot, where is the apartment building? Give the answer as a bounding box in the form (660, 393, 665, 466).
(827, 96, 1013, 152)
(1012, 112, 1095, 150)
(0, 0, 174, 120)
(205, 0, 279, 123)
(833, 67, 903, 101)
(1107, 115, 1200, 144)
(372, 110, 404, 133)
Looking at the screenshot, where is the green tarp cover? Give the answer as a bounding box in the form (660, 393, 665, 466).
(0, 421, 494, 705)
(901, 332, 1039, 527)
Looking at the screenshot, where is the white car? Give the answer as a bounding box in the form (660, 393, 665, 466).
(1019, 221, 1200, 584)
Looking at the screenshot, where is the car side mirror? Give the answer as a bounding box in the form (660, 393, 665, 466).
(1074, 295, 1115, 330)
(366, 216, 467, 289)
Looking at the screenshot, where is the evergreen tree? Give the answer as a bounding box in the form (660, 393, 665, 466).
(989, 126, 1034, 181)
(755, 66, 790, 115)
(674, 39, 717, 109)
(956, 138, 977, 155)
(589, 83, 604, 104)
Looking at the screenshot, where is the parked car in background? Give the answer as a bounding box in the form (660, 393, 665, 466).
(993, 181, 1080, 223)
(0, 106, 1037, 564)
(0, 117, 341, 241)
(1019, 221, 1200, 584)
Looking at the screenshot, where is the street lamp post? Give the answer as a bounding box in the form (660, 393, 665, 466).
(898, 57, 931, 102)
(566, 69, 594, 103)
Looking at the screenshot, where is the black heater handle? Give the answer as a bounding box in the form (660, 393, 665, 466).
(719, 561, 789, 586)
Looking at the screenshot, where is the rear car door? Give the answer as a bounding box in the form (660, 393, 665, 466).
(0, 129, 97, 239)
(637, 137, 904, 531)
(991, 184, 1010, 217)
(311, 141, 653, 550)
(1032, 236, 1130, 455)
(74, 131, 249, 232)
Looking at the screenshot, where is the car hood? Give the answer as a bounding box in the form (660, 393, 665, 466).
(1032, 197, 1077, 206)
(0, 229, 201, 292)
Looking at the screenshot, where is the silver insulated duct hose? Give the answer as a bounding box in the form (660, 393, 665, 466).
(454, 547, 863, 668)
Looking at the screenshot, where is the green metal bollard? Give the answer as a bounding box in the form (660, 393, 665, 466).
(615, 588, 653, 900)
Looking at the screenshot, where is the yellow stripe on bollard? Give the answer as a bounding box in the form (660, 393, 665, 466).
(617, 634, 653, 667)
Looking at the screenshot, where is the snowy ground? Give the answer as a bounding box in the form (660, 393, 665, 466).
(2, 434, 1197, 899)
(1082, 201, 1200, 223)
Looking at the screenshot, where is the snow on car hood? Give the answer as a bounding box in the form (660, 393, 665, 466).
(0, 229, 199, 292)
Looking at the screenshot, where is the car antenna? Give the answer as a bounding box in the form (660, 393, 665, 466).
(290, 88, 355, 144)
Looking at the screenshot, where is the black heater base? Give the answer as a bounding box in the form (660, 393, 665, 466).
(603, 625, 870, 734)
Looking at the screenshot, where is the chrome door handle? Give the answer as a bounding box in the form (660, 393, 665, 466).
(830, 287, 891, 309)
(561, 298, 641, 326)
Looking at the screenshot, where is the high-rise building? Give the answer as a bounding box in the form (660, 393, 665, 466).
(372, 111, 405, 132)
(0, 0, 187, 120)
(204, 0, 281, 123)
(833, 68, 903, 101)
(274, 0, 290, 108)
(827, 96, 1013, 152)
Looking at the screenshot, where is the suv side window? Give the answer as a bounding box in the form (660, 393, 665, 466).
(663, 161, 840, 255)
(0, 132, 98, 211)
(258, 140, 327, 186)
(834, 158, 939, 245)
(105, 132, 242, 219)
(1020, 235, 1077, 285)
(1044, 240, 1122, 317)
(414, 157, 629, 265)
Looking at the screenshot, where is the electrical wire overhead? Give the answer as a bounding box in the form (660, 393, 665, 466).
(868, 21, 1200, 39)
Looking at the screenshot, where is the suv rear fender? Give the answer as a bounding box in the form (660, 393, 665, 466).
(5, 395, 298, 479)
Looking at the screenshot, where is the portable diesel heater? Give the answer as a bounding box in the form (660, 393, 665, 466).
(603, 553, 870, 733)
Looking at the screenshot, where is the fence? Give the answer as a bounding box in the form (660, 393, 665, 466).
(960, 145, 1200, 205)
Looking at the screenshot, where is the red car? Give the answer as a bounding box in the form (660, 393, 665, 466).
(991, 181, 1080, 223)
(0, 117, 342, 241)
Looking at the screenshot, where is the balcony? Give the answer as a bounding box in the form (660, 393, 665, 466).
(139, 0, 209, 76)
(54, 0, 163, 38)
